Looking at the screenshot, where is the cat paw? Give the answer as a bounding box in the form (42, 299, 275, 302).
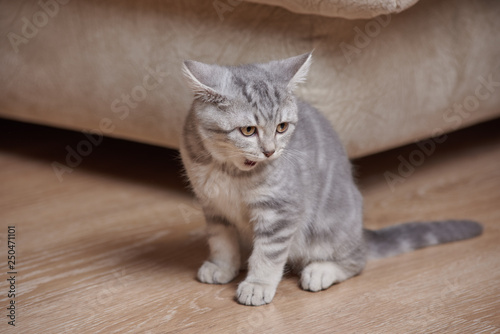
(197, 261, 238, 284)
(300, 262, 348, 292)
(236, 280, 276, 306)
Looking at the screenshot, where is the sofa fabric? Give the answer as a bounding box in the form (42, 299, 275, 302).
(1, 0, 499, 158)
(245, 0, 420, 19)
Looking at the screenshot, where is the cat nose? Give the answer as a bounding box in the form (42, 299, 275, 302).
(263, 150, 275, 158)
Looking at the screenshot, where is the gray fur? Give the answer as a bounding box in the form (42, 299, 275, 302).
(365, 220, 483, 259)
(179, 53, 483, 306)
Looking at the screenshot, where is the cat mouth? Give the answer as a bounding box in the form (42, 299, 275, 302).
(244, 159, 257, 167)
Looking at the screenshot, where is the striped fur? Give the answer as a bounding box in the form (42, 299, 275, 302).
(179, 53, 483, 306)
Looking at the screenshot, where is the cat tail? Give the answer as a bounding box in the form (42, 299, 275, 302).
(364, 220, 483, 260)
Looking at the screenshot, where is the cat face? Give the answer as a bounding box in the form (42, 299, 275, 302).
(183, 53, 311, 171)
(196, 90, 299, 171)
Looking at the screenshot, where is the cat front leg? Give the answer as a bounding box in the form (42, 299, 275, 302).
(198, 215, 240, 284)
(236, 216, 297, 306)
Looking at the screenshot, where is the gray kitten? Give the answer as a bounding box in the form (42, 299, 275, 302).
(179, 53, 482, 306)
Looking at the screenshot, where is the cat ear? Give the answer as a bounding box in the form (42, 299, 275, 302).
(275, 52, 312, 91)
(182, 60, 228, 105)
(286, 52, 312, 90)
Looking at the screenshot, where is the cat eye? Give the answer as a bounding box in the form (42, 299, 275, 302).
(276, 122, 289, 133)
(240, 126, 257, 137)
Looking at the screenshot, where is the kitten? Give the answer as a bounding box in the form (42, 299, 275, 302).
(179, 53, 483, 306)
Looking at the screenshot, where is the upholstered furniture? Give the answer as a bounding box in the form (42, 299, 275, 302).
(1, 0, 499, 158)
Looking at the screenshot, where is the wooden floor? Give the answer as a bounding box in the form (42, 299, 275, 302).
(1, 117, 499, 334)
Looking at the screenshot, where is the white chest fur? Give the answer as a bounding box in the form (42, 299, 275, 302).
(187, 162, 254, 237)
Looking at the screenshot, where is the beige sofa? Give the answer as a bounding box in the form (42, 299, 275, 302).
(1, 0, 499, 158)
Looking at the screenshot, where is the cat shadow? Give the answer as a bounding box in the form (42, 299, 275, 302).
(111, 225, 251, 288)
(131, 231, 207, 276)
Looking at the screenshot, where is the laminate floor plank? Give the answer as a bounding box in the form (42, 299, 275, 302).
(0, 118, 499, 333)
